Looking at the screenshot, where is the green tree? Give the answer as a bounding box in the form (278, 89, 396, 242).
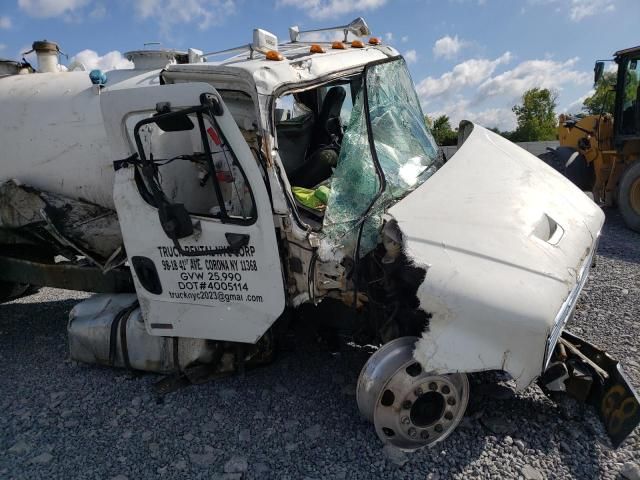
(583, 72, 616, 115)
(426, 114, 458, 146)
(511, 88, 558, 142)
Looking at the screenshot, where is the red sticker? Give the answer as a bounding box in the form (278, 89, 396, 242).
(207, 126, 221, 145)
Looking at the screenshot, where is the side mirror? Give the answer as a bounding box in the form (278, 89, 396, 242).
(594, 61, 605, 85)
(158, 203, 194, 240)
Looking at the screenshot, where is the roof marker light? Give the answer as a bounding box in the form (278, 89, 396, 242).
(368, 37, 381, 45)
(351, 40, 365, 48)
(332, 41, 346, 50)
(310, 44, 325, 54)
(266, 50, 284, 61)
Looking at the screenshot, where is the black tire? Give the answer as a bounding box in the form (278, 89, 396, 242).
(617, 161, 640, 233)
(538, 147, 594, 191)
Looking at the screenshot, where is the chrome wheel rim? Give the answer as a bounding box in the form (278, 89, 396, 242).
(356, 336, 469, 451)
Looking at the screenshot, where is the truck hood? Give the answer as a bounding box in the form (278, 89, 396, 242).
(388, 122, 604, 389)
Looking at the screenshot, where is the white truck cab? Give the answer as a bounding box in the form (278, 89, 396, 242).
(0, 20, 638, 450)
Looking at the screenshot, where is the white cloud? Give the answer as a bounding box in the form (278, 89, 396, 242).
(0, 16, 11, 29)
(476, 57, 590, 102)
(433, 35, 468, 59)
(70, 49, 134, 71)
(404, 49, 417, 64)
(419, 52, 591, 131)
(562, 90, 595, 114)
(89, 3, 106, 19)
(469, 107, 516, 130)
(431, 99, 517, 131)
(135, 0, 236, 31)
(416, 52, 512, 100)
(528, 0, 615, 21)
(385, 32, 393, 41)
(277, 0, 387, 19)
(18, 0, 89, 18)
(0, 44, 6, 51)
(568, 0, 615, 21)
(401, 36, 409, 43)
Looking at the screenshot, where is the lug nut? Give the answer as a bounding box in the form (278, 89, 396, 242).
(444, 411, 454, 420)
(447, 397, 456, 406)
(401, 416, 410, 425)
(429, 382, 438, 391)
(402, 400, 412, 410)
(420, 431, 429, 440)
(414, 387, 423, 396)
(408, 427, 417, 438)
(434, 424, 443, 433)
(441, 385, 450, 394)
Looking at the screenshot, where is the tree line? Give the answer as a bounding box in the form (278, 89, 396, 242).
(427, 78, 621, 145)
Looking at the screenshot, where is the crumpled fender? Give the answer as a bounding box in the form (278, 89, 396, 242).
(388, 122, 604, 390)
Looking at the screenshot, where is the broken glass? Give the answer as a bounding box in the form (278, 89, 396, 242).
(321, 58, 440, 259)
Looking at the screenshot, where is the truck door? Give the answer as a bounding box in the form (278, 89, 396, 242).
(101, 83, 285, 343)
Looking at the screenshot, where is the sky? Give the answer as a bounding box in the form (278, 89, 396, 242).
(1, 0, 639, 131)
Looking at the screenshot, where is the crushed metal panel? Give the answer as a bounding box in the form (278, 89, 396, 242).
(0, 179, 123, 261)
(387, 123, 604, 390)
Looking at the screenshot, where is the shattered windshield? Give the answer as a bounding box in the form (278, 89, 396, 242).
(321, 58, 440, 259)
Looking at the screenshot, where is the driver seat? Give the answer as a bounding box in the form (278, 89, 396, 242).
(291, 87, 347, 188)
(311, 86, 347, 150)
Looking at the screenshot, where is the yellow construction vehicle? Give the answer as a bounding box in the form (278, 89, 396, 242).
(540, 46, 640, 232)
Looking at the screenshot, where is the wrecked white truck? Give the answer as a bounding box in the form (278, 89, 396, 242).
(0, 19, 638, 451)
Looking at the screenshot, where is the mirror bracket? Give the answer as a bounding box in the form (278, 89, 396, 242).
(201, 93, 224, 116)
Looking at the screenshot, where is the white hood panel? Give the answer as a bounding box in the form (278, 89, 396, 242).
(389, 123, 604, 389)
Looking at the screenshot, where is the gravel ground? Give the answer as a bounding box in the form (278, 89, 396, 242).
(1, 208, 638, 480)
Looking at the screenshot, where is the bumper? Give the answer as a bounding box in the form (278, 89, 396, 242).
(544, 331, 640, 448)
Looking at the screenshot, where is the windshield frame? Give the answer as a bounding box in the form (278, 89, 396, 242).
(353, 56, 397, 259)
(353, 55, 438, 259)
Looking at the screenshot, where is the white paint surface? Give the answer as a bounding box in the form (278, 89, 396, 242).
(390, 123, 604, 390)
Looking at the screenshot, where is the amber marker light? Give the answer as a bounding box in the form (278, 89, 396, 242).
(351, 40, 365, 48)
(368, 37, 381, 45)
(331, 41, 346, 50)
(266, 50, 284, 61)
(310, 44, 325, 54)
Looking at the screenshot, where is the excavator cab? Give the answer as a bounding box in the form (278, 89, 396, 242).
(614, 50, 640, 139)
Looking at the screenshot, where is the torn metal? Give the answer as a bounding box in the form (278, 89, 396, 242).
(0, 179, 124, 267)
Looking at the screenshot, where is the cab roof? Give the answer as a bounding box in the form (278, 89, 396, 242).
(614, 45, 640, 58)
(165, 43, 398, 95)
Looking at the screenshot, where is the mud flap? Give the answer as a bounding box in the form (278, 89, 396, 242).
(544, 331, 640, 448)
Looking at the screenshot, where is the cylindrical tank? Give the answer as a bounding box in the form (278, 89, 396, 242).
(32, 40, 61, 73)
(125, 50, 186, 70)
(0, 69, 158, 209)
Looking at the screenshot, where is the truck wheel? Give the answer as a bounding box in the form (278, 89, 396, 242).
(356, 337, 469, 451)
(0, 281, 32, 303)
(618, 161, 640, 232)
(539, 147, 594, 191)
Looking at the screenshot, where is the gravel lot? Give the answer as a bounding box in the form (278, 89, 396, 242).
(1, 208, 638, 480)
